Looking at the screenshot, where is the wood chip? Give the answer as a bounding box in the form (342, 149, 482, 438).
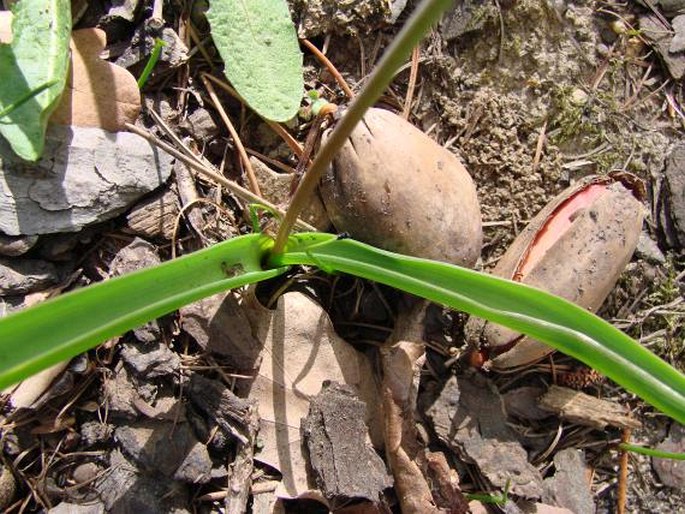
(538, 385, 641, 430)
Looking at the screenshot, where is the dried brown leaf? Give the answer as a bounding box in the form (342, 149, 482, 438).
(50, 28, 141, 131)
(245, 292, 376, 499)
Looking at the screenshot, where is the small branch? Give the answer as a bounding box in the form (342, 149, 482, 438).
(402, 45, 421, 120)
(302, 39, 355, 99)
(617, 428, 631, 514)
(202, 73, 304, 158)
(125, 123, 316, 231)
(201, 74, 262, 196)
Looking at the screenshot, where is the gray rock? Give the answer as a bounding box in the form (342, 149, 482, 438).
(0, 125, 172, 236)
(110, 238, 165, 344)
(0, 464, 16, 511)
(115, 421, 212, 483)
(542, 449, 594, 514)
(48, 502, 106, 514)
(422, 373, 544, 499)
(80, 421, 114, 447)
(653, 422, 685, 488)
(636, 231, 666, 264)
(640, 14, 685, 80)
(671, 15, 685, 53)
(116, 24, 188, 69)
(109, 238, 161, 276)
(503, 386, 551, 421)
(0, 233, 38, 257)
(0, 258, 59, 294)
(440, 0, 495, 41)
(101, 364, 157, 419)
(94, 450, 189, 514)
(105, 0, 141, 23)
(173, 442, 214, 484)
(640, 0, 685, 16)
(120, 340, 180, 378)
(660, 143, 685, 250)
(72, 462, 104, 484)
(180, 109, 219, 141)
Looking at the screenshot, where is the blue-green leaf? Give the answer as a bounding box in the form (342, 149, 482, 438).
(0, 0, 71, 160)
(206, 0, 303, 122)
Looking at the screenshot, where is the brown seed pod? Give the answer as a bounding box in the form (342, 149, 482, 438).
(466, 174, 646, 369)
(320, 107, 483, 267)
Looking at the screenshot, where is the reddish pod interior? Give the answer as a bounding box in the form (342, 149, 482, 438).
(515, 183, 609, 280)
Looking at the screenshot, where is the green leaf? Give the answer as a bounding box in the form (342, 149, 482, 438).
(206, 0, 303, 122)
(0, 234, 285, 390)
(1, 232, 683, 426)
(274, 233, 685, 425)
(0, 0, 71, 161)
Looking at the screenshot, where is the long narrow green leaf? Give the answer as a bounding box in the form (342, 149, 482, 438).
(0, 234, 284, 390)
(273, 233, 685, 424)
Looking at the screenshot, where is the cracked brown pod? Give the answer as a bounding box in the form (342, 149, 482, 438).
(466, 174, 646, 369)
(320, 107, 482, 267)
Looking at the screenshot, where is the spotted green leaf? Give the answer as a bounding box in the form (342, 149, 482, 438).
(206, 0, 303, 122)
(0, 0, 71, 161)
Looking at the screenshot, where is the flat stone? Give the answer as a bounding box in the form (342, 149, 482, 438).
(542, 449, 594, 514)
(109, 238, 165, 343)
(660, 143, 685, 250)
(101, 364, 157, 420)
(0, 464, 16, 511)
(120, 340, 180, 378)
(0, 125, 172, 236)
(0, 258, 59, 294)
(48, 502, 105, 514)
(114, 421, 211, 483)
(173, 442, 213, 484)
(180, 108, 219, 141)
(636, 231, 666, 264)
(0, 233, 38, 256)
(670, 15, 685, 53)
(640, 14, 685, 80)
(94, 450, 189, 514)
(653, 422, 685, 488)
(422, 373, 544, 499)
(503, 386, 551, 421)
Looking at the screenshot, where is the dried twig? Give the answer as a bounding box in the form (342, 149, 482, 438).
(532, 118, 548, 173)
(302, 38, 354, 99)
(201, 75, 262, 196)
(201, 73, 304, 158)
(617, 428, 632, 514)
(125, 123, 316, 231)
(402, 45, 421, 120)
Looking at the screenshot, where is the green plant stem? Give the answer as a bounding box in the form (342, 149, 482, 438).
(137, 38, 166, 89)
(0, 80, 58, 119)
(271, 0, 454, 255)
(619, 443, 685, 460)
